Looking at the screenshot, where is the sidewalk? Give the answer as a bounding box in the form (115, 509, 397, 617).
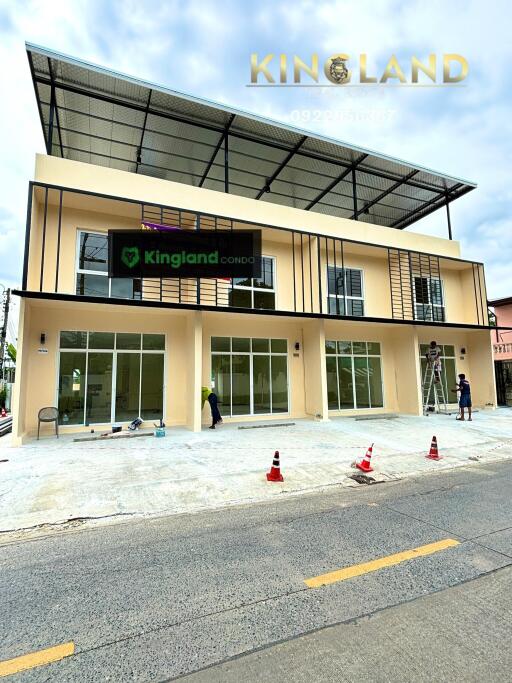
(1, 409, 511, 536)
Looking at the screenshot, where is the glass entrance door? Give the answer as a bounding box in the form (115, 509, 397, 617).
(86, 353, 113, 424)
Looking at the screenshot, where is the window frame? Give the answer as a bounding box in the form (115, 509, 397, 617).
(413, 276, 445, 322)
(326, 266, 365, 317)
(229, 255, 277, 310)
(56, 330, 166, 425)
(210, 336, 289, 417)
(75, 229, 141, 300)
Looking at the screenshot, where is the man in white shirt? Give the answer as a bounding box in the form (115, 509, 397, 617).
(425, 340, 442, 383)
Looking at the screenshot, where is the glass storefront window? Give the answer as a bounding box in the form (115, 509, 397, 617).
(211, 337, 288, 416)
(326, 340, 383, 410)
(58, 331, 164, 424)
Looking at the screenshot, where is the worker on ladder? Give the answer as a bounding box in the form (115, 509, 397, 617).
(425, 340, 442, 383)
(422, 340, 447, 414)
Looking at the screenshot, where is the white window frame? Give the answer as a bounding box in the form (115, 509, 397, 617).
(56, 331, 166, 426)
(327, 266, 365, 316)
(230, 255, 277, 310)
(326, 340, 384, 411)
(75, 230, 111, 296)
(413, 276, 445, 322)
(210, 336, 289, 417)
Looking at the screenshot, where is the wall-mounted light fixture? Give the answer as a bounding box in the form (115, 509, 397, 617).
(294, 342, 300, 351)
(40, 332, 46, 345)
(460, 347, 466, 355)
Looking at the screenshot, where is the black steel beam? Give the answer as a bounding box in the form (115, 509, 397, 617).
(352, 169, 358, 219)
(47, 58, 64, 158)
(135, 90, 152, 173)
(305, 154, 368, 210)
(47, 85, 55, 155)
(22, 182, 34, 290)
(391, 184, 465, 230)
(32, 74, 458, 198)
(224, 132, 229, 193)
(351, 170, 419, 220)
(13, 288, 505, 331)
(199, 114, 235, 188)
(255, 136, 307, 199)
(446, 198, 453, 240)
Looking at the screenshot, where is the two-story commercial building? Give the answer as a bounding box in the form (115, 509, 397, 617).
(11, 44, 497, 443)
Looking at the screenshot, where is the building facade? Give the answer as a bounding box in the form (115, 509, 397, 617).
(490, 297, 512, 405)
(11, 45, 497, 443)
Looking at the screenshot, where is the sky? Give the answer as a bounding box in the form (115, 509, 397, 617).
(0, 0, 511, 325)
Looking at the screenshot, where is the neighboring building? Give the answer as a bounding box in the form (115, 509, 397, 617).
(490, 296, 512, 405)
(11, 44, 497, 443)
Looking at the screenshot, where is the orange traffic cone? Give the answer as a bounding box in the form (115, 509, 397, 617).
(357, 444, 374, 473)
(426, 435, 441, 460)
(266, 450, 284, 482)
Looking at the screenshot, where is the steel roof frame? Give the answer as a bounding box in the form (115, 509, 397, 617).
(26, 43, 477, 235)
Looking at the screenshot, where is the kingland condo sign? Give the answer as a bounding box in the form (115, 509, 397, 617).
(249, 53, 469, 86)
(109, 229, 262, 278)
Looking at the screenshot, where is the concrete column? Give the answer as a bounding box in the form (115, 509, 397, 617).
(392, 326, 422, 416)
(11, 299, 31, 445)
(302, 318, 329, 420)
(186, 310, 203, 432)
(467, 330, 496, 408)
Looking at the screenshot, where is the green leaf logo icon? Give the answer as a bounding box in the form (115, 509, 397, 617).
(121, 246, 140, 269)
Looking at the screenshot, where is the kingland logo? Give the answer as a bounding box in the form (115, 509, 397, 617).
(120, 246, 255, 270)
(249, 53, 469, 86)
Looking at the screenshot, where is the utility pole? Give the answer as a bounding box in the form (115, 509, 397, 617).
(0, 287, 10, 382)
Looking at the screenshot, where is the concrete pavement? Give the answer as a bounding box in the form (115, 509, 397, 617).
(1, 459, 512, 680)
(182, 565, 512, 683)
(1, 408, 512, 535)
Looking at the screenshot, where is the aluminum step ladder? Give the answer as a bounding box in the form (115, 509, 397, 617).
(422, 362, 447, 415)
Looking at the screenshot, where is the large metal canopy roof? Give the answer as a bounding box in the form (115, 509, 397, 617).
(26, 43, 476, 231)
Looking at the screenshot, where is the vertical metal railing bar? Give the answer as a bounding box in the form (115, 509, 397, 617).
(341, 239, 347, 317)
(39, 187, 49, 292)
(408, 251, 415, 320)
(308, 233, 313, 313)
(195, 211, 201, 305)
(300, 232, 305, 313)
(481, 264, 490, 325)
(387, 248, 394, 318)
(332, 237, 337, 315)
(54, 190, 63, 293)
(476, 264, 485, 326)
(292, 231, 296, 312)
(417, 250, 424, 322)
(398, 250, 405, 320)
(317, 236, 323, 314)
(324, 236, 329, 315)
(159, 206, 164, 302)
(436, 256, 443, 321)
(22, 183, 34, 290)
(215, 215, 218, 307)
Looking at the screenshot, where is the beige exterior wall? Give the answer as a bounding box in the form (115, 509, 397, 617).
(12, 298, 496, 444)
(12, 154, 495, 443)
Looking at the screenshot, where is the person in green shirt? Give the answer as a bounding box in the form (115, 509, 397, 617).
(201, 386, 223, 429)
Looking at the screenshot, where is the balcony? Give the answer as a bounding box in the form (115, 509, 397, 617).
(21, 182, 489, 328)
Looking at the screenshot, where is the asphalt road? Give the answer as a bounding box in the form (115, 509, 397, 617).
(1, 460, 512, 681)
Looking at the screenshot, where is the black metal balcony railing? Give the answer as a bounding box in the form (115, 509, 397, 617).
(23, 181, 489, 327)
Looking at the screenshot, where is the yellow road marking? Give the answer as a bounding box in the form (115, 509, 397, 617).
(305, 538, 460, 588)
(0, 642, 74, 678)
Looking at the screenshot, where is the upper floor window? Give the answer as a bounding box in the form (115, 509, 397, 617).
(75, 231, 141, 300)
(229, 256, 275, 310)
(327, 266, 364, 316)
(414, 276, 445, 322)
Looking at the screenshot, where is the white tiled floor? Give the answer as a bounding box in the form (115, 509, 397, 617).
(1, 408, 511, 533)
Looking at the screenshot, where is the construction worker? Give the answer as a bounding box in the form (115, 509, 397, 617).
(452, 373, 472, 421)
(425, 340, 442, 383)
(201, 386, 223, 429)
